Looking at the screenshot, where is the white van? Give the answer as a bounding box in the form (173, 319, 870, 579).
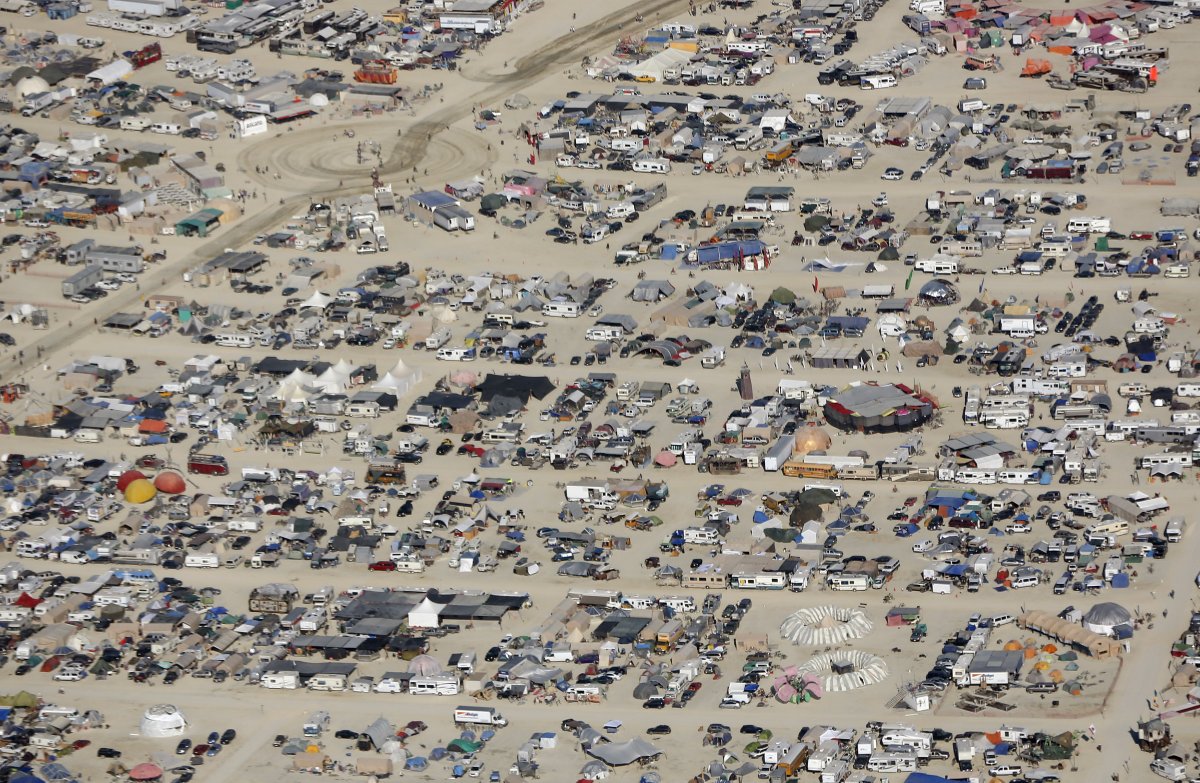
(542, 301, 581, 318)
(585, 326, 623, 341)
(860, 74, 897, 89)
(660, 596, 696, 612)
(828, 574, 870, 591)
(185, 553, 220, 568)
(1151, 759, 1187, 781)
(217, 333, 253, 348)
(436, 347, 475, 361)
(631, 159, 671, 173)
(915, 258, 958, 274)
(605, 202, 635, 219)
(73, 430, 101, 443)
(1010, 573, 1040, 589)
(1085, 520, 1129, 538)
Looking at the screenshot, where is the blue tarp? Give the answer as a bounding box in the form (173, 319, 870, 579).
(902, 774, 959, 783)
(692, 240, 766, 264)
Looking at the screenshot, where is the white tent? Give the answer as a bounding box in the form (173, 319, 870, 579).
(140, 705, 187, 738)
(625, 48, 693, 81)
(316, 366, 349, 393)
(86, 59, 134, 86)
(301, 291, 332, 310)
(272, 381, 313, 402)
(372, 372, 412, 396)
(408, 597, 443, 628)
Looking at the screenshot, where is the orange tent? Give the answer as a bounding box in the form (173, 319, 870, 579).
(138, 419, 169, 434)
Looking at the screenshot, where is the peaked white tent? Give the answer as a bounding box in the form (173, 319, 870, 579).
(408, 597, 443, 628)
(301, 291, 333, 310)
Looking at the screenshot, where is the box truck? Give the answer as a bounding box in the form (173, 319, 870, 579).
(453, 706, 507, 726)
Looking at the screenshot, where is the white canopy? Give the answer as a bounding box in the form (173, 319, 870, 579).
(301, 291, 332, 309)
(408, 597, 443, 628)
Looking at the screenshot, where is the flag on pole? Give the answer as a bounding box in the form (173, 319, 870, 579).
(978, 277, 985, 293)
(905, 269, 914, 290)
(812, 276, 819, 293)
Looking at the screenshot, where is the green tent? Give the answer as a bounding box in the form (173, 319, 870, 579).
(769, 286, 797, 305)
(803, 215, 831, 232)
(764, 527, 796, 543)
(0, 691, 38, 708)
(447, 739, 481, 754)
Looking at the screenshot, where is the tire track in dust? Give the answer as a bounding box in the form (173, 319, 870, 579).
(236, 0, 690, 192)
(7, 0, 692, 378)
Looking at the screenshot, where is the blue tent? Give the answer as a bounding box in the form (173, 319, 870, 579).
(1111, 572, 1130, 588)
(405, 757, 428, 771)
(895, 523, 918, 537)
(752, 510, 769, 523)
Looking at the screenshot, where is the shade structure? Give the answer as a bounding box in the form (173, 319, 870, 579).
(153, 471, 186, 494)
(116, 470, 147, 492)
(139, 704, 187, 737)
(780, 606, 873, 647)
(124, 478, 157, 504)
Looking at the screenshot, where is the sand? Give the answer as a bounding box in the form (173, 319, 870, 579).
(1, 0, 1199, 781)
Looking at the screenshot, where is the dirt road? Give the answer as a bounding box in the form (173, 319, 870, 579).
(0, 0, 688, 385)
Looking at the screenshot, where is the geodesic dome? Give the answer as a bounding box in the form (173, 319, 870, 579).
(1083, 602, 1132, 635)
(140, 705, 187, 738)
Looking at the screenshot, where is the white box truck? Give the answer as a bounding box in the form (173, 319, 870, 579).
(453, 706, 507, 726)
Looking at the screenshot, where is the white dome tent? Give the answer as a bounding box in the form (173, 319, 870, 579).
(1083, 602, 1133, 636)
(140, 705, 187, 738)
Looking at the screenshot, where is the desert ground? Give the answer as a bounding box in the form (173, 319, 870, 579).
(1, 0, 1199, 781)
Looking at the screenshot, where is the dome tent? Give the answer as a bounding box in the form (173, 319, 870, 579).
(792, 424, 832, 456)
(154, 471, 186, 495)
(1083, 602, 1132, 636)
(116, 470, 147, 492)
(140, 705, 187, 738)
(124, 478, 157, 504)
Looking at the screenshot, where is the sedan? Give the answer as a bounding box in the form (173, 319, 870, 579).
(881, 167, 904, 180)
(176, 740, 193, 755)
